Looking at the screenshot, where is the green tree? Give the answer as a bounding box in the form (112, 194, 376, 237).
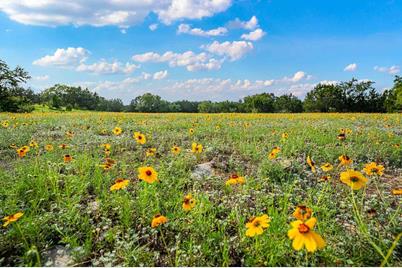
(274, 94, 303, 113)
(243, 93, 275, 113)
(383, 76, 402, 112)
(0, 59, 34, 112)
(303, 83, 345, 112)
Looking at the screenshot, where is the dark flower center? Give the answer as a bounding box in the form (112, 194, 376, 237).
(350, 176, 359, 182)
(146, 170, 152, 176)
(298, 223, 310, 233)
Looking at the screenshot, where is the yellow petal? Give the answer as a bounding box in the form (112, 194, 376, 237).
(305, 217, 317, 229)
(304, 233, 317, 252)
(311, 231, 326, 249)
(292, 234, 304, 251)
(288, 228, 298, 239)
(290, 220, 303, 228)
(246, 228, 256, 237)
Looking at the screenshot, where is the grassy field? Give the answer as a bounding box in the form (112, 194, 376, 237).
(0, 112, 401, 266)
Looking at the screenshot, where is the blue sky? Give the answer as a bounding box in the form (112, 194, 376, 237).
(1, 0, 401, 103)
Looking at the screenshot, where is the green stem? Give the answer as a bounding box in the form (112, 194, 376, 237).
(380, 232, 402, 267)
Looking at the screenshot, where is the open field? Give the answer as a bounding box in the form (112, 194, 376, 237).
(0, 112, 401, 266)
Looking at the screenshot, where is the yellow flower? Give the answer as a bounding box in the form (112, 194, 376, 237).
(44, 144, 54, 151)
(10, 144, 18, 149)
(292, 205, 313, 221)
(268, 146, 280, 159)
(337, 133, 346, 141)
(245, 214, 271, 237)
(189, 128, 194, 135)
(65, 131, 75, 138)
(319, 175, 331, 182)
(392, 189, 402, 195)
(146, 148, 156, 157)
(29, 140, 38, 148)
(113, 127, 122, 136)
(2, 121, 9, 128)
(320, 163, 333, 172)
(134, 132, 146, 144)
(225, 174, 246, 186)
(59, 144, 68, 149)
(363, 162, 384, 176)
(288, 217, 326, 252)
(100, 143, 111, 150)
(16, 146, 29, 158)
(307, 156, 316, 173)
(64, 154, 73, 163)
(340, 170, 368, 190)
(138, 166, 158, 183)
(338, 155, 353, 166)
(182, 194, 196, 211)
(282, 133, 289, 139)
(191, 142, 203, 154)
(151, 214, 168, 228)
(110, 178, 130, 191)
(2, 212, 23, 227)
(171, 145, 181, 155)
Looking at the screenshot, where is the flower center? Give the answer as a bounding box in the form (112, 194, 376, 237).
(350, 176, 359, 182)
(146, 170, 152, 176)
(298, 223, 310, 233)
(253, 220, 261, 227)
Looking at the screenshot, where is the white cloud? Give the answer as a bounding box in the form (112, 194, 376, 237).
(33, 47, 89, 67)
(149, 23, 158, 31)
(186, 58, 222, 71)
(202, 40, 253, 61)
(76, 61, 139, 75)
(153, 70, 168, 80)
(282, 71, 306, 82)
(344, 63, 357, 72)
(374, 65, 400, 75)
(132, 50, 222, 71)
(156, 0, 232, 24)
(33, 47, 139, 75)
(177, 23, 227, 37)
(0, 1, 233, 27)
(227, 16, 258, 30)
(241, 28, 265, 41)
(33, 75, 49, 81)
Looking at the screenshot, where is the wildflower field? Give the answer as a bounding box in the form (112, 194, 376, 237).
(0, 112, 401, 266)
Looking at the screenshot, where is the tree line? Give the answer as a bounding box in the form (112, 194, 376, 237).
(1, 59, 401, 113)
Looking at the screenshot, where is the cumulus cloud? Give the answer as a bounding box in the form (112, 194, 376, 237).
(76, 61, 139, 75)
(241, 28, 265, 41)
(149, 23, 158, 31)
(177, 23, 227, 37)
(33, 47, 138, 75)
(0, 0, 232, 27)
(156, 0, 232, 24)
(202, 40, 253, 61)
(344, 63, 357, 72)
(153, 70, 168, 80)
(374, 65, 400, 75)
(132, 50, 222, 71)
(281, 71, 307, 83)
(33, 47, 89, 67)
(227, 16, 258, 30)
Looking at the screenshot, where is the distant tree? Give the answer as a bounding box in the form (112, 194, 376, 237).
(129, 93, 170, 112)
(0, 59, 35, 112)
(41, 84, 102, 110)
(173, 100, 200, 113)
(274, 94, 303, 113)
(303, 83, 345, 112)
(243, 93, 275, 113)
(383, 76, 402, 112)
